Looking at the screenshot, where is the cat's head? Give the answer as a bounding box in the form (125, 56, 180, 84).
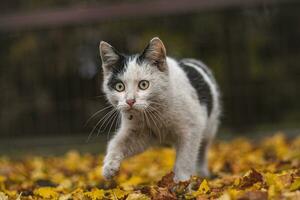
(99, 37, 169, 114)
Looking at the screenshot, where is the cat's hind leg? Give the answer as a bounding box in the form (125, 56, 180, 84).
(196, 137, 212, 177)
(196, 123, 218, 178)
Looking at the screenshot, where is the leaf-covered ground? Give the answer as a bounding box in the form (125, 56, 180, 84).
(0, 133, 299, 200)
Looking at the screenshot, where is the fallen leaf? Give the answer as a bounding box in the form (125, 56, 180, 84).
(33, 187, 59, 199)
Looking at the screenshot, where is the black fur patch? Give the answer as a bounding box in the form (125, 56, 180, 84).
(179, 60, 213, 116)
(106, 54, 130, 89)
(181, 59, 215, 80)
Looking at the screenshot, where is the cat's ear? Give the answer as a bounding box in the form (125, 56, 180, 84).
(140, 37, 167, 71)
(99, 41, 120, 73)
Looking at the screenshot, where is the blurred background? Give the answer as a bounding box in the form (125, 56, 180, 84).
(0, 0, 299, 155)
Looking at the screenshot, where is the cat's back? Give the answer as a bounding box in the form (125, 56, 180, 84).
(167, 57, 219, 117)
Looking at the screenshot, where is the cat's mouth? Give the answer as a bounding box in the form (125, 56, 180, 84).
(126, 107, 144, 112)
(118, 103, 148, 113)
(120, 105, 146, 113)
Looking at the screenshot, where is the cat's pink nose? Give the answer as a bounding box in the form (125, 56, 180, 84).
(126, 99, 136, 107)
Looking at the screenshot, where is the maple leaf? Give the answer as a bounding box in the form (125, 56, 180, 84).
(157, 172, 176, 188)
(238, 169, 263, 189)
(185, 179, 210, 199)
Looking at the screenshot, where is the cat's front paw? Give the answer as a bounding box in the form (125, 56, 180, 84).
(174, 173, 191, 183)
(102, 159, 120, 180)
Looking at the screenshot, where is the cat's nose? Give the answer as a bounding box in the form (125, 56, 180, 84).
(126, 99, 136, 107)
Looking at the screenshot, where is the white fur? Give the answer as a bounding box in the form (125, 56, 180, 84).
(101, 50, 220, 182)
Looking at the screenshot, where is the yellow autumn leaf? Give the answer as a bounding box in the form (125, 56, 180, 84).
(109, 188, 129, 199)
(120, 176, 144, 189)
(226, 189, 242, 199)
(186, 179, 211, 199)
(290, 178, 300, 191)
(84, 188, 105, 200)
(0, 175, 6, 182)
(126, 193, 151, 200)
(264, 172, 284, 191)
(217, 192, 231, 200)
(0, 189, 16, 198)
(268, 185, 277, 199)
(34, 187, 59, 199)
(0, 192, 8, 200)
(198, 179, 210, 194)
(58, 193, 72, 200)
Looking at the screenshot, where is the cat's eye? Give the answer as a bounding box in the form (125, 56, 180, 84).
(138, 80, 149, 90)
(114, 82, 125, 92)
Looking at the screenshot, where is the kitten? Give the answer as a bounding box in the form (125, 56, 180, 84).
(99, 37, 221, 182)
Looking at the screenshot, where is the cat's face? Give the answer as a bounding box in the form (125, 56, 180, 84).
(99, 38, 168, 113)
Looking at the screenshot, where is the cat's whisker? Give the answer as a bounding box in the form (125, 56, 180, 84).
(84, 105, 113, 127)
(148, 107, 164, 135)
(142, 110, 148, 126)
(101, 110, 118, 135)
(152, 113, 163, 143)
(142, 110, 151, 136)
(86, 108, 116, 142)
(146, 109, 162, 143)
(107, 111, 120, 141)
(86, 111, 112, 142)
(148, 101, 163, 107)
(97, 109, 117, 136)
(142, 111, 146, 126)
(142, 110, 150, 137)
(116, 113, 121, 129)
(147, 104, 163, 113)
(147, 103, 162, 110)
(148, 101, 161, 105)
(147, 106, 164, 122)
(144, 111, 149, 129)
(94, 94, 107, 98)
(149, 107, 164, 119)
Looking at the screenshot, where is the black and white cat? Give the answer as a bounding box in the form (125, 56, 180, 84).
(99, 37, 221, 181)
